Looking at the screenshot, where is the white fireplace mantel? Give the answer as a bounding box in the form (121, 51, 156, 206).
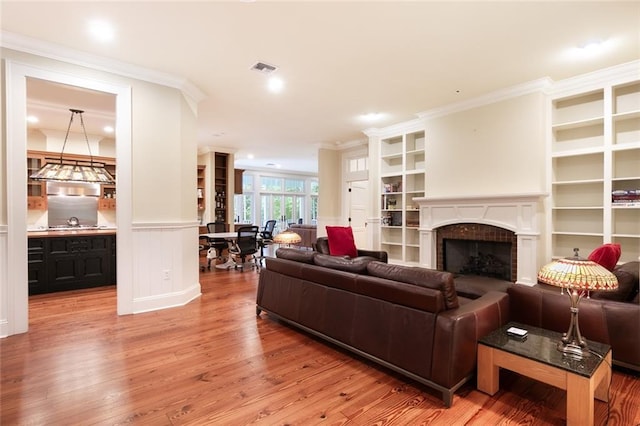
(414, 193, 547, 285)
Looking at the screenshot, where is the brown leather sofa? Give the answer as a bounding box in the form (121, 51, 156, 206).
(314, 236, 389, 263)
(256, 248, 510, 406)
(287, 224, 316, 248)
(508, 261, 640, 372)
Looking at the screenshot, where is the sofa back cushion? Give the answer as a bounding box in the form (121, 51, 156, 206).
(591, 261, 639, 302)
(366, 262, 459, 309)
(313, 253, 372, 273)
(355, 275, 446, 313)
(275, 247, 316, 264)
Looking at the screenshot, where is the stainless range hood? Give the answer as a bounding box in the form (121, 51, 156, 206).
(47, 182, 100, 197)
(47, 182, 99, 227)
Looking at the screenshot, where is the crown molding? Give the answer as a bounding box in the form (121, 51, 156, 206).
(417, 77, 554, 120)
(197, 146, 238, 156)
(334, 137, 368, 151)
(362, 117, 424, 138)
(548, 60, 640, 97)
(1, 31, 206, 105)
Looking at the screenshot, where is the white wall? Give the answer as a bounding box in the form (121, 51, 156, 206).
(424, 92, 546, 198)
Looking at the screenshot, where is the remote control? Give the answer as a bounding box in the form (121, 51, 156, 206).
(506, 326, 528, 338)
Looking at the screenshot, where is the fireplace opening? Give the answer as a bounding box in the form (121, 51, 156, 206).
(443, 239, 512, 281)
(436, 223, 517, 282)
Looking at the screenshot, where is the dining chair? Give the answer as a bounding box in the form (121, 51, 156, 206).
(203, 222, 229, 270)
(228, 225, 259, 271)
(258, 220, 277, 266)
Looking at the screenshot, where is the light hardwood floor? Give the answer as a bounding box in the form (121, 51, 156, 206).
(2, 266, 639, 425)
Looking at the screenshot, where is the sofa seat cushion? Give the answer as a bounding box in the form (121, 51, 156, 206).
(366, 262, 459, 309)
(313, 253, 375, 273)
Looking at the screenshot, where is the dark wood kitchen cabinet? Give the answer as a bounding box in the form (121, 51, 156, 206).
(27, 238, 47, 294)
(28, 234, 116, 295)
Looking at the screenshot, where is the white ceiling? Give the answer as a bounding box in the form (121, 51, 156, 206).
(2, 1, 639, 173)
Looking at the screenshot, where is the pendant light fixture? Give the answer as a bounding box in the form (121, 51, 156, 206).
(29, 108, 116, 184)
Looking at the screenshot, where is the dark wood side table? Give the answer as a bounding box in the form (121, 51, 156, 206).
(477, 322, 611, 426)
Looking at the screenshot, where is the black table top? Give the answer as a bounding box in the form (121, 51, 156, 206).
(479, 322, 611, 378)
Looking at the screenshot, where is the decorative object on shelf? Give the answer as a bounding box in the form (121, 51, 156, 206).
(612, 189, 640, 205)
(30, 109, 116, 184)
(273, 230, 302, 247)
(537, 248, 618, 358)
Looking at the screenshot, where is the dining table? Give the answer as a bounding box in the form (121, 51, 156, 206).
(199, 231, 261, 270)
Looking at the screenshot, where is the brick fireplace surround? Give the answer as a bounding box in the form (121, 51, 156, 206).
(414, 194, 545, 285)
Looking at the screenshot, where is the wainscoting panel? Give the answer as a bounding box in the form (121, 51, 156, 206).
(131, 222, 201, 313)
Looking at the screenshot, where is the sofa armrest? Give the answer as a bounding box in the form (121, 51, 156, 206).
(431, 291, 510, 388)
(357, 249, 388, 263)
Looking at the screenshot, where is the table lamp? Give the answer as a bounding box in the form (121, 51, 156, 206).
(537, 248, 618, 358)
(273, 230, 302, 247)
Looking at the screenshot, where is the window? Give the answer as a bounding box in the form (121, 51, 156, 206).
(234, 194, 252, 223)
(242, 174, 253, 192)
(310, 179, 318, 224)
(285, 178, 304, 193)
(260, 177, 283, 192)
(310, 196, 318, 224)
(235, 172, 318, 228)
(349, 157, 368, 172)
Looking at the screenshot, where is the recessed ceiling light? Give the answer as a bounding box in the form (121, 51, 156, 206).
(88, 19, 115, 42)
(565, 38, 614, 60)
(104, 126, 114, 134)
(247, 154, 255, 159)
(268, 76, 284, 93)
(361, 112, 384, 122)
(27, 115, 39, 124)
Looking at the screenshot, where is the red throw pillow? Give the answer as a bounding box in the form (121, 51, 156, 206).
(588, 243, 621, 271)
(325, 226, 358, 258)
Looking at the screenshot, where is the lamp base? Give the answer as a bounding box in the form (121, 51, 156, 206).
(556, 288, 591, 359)
(557, 341, 591, 359)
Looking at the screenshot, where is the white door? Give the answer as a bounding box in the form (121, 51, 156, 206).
(349, 180, 369, 248)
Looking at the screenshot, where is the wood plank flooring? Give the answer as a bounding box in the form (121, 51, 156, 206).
(2, 267, 639, 425)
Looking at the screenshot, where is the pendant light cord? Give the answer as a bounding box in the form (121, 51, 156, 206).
(59, 109, 95, 165)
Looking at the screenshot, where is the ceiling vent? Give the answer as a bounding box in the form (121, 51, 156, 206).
(250, 61, 278, 74)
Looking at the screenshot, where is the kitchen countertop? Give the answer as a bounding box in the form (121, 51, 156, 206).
(28, 228, 117, 237)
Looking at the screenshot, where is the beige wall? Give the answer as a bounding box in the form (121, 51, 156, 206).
(425, 92, 546, 197)
(130, 81, 194, 222)
(317, 147, 341, 236)
(0, 57, 5, 226)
